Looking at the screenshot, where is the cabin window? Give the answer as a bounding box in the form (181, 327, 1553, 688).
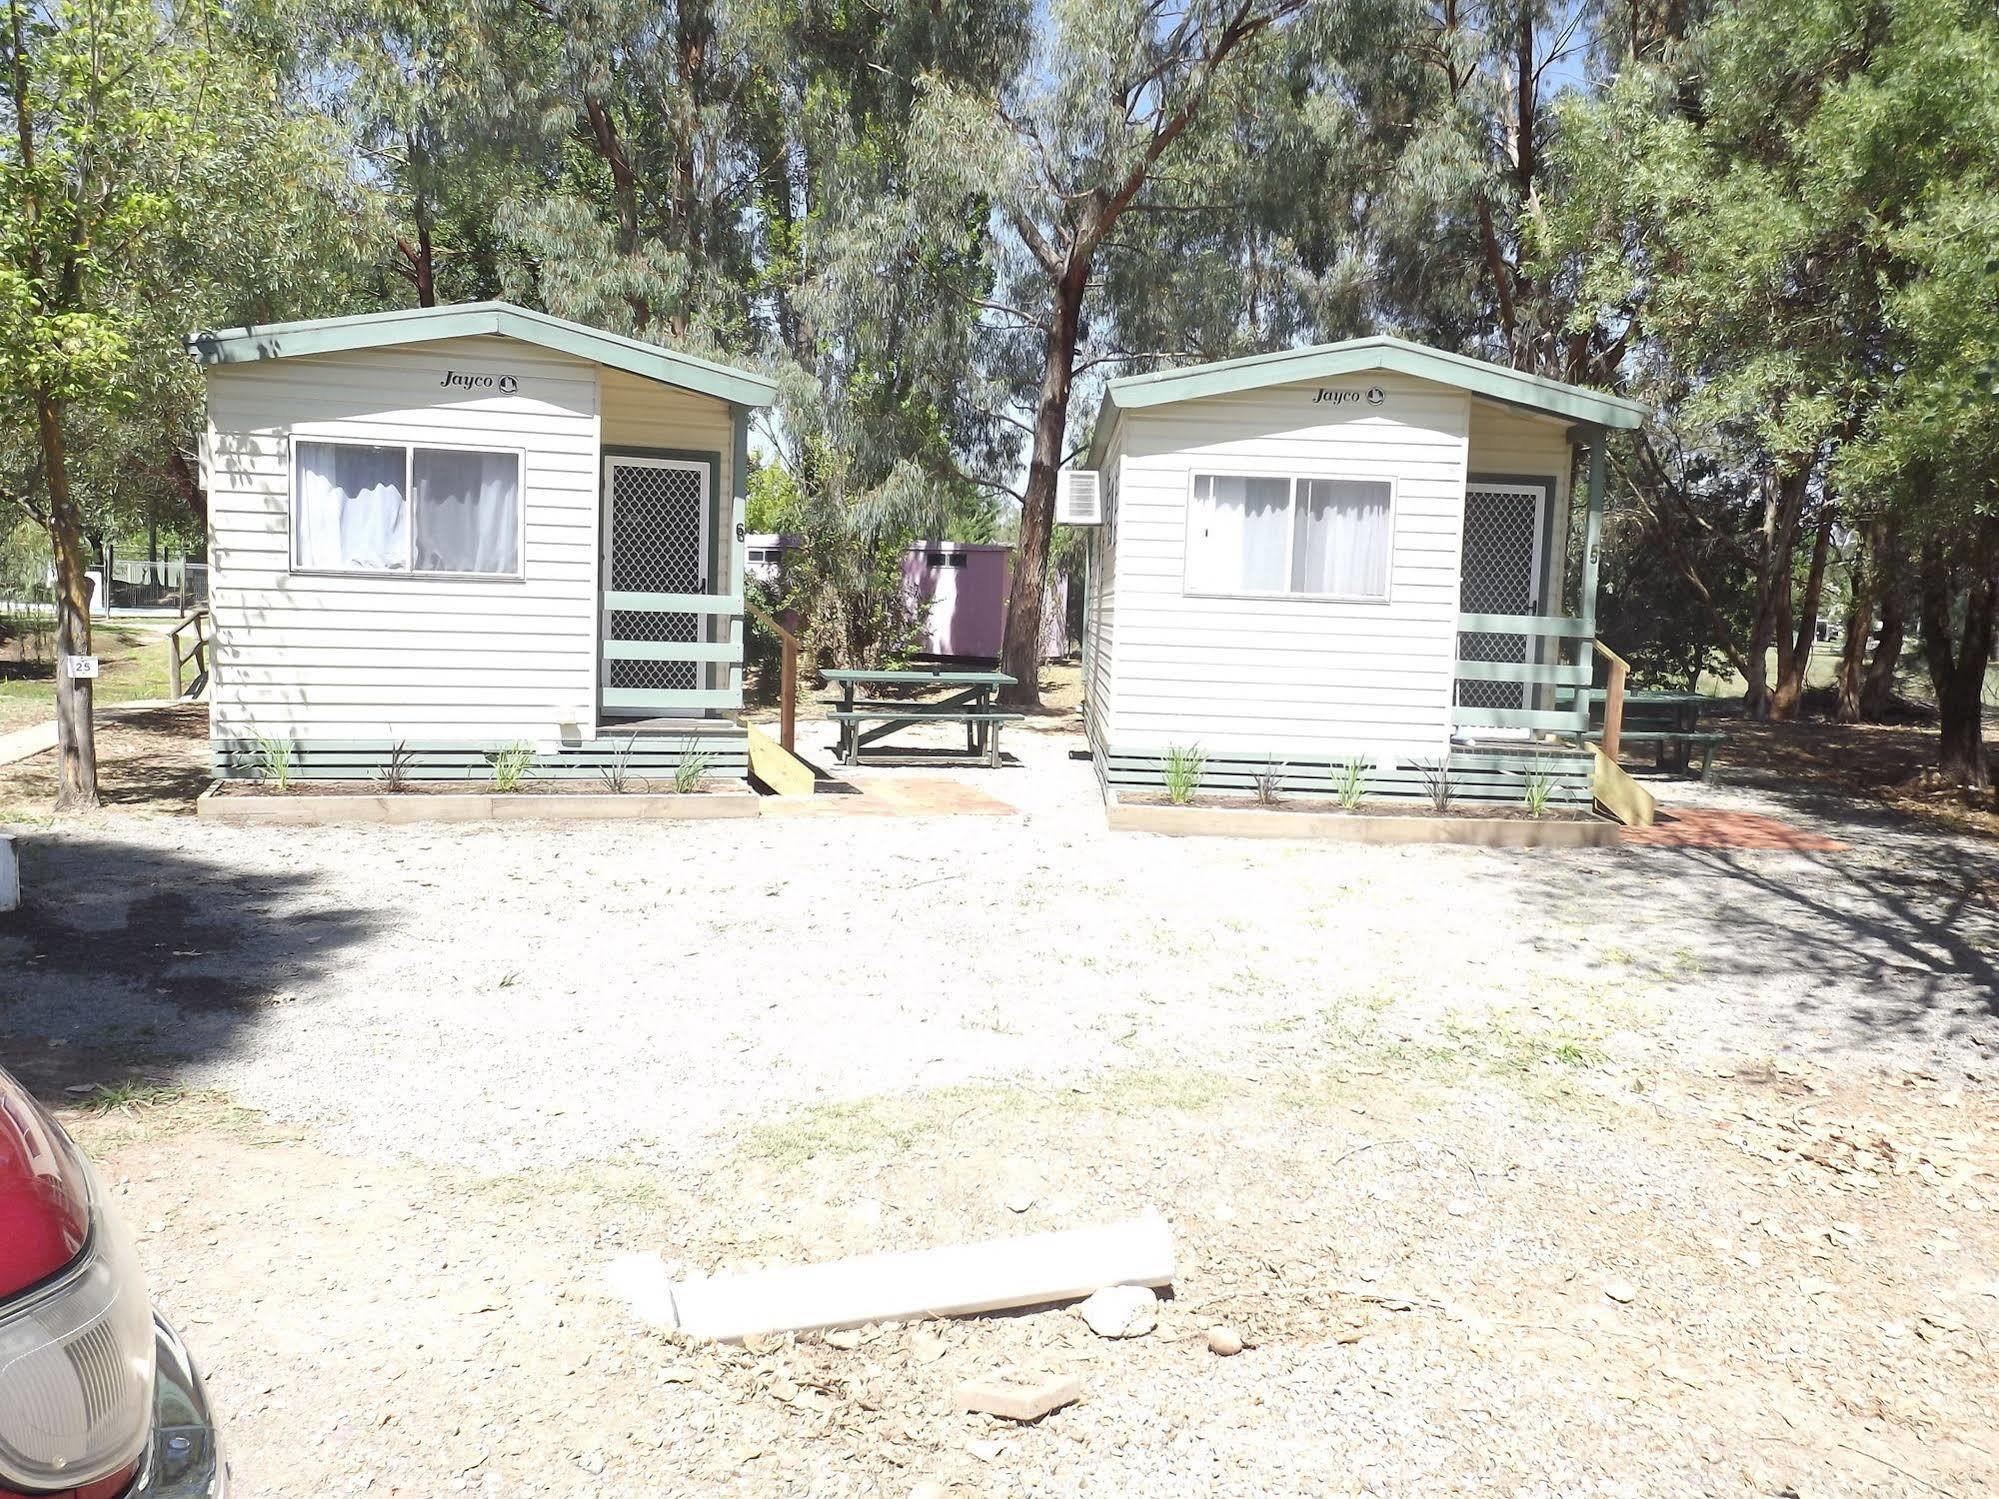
(1187, 473, 1391, 600)
(294, 440, 521, 577)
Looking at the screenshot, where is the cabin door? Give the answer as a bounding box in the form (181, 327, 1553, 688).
(601, 455, 712, 721)
(1457, 482, 1549, 734)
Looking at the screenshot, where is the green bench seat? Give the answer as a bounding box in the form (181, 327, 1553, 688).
(827, 706, 1024, 767)
(1581, 728, 1727, 781)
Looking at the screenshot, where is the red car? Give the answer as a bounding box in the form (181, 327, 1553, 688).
(0, 1066, 224, 1498)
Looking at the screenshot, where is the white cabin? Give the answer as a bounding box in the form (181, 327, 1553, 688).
(189, 302, 776, 782)
(1081, 338, 1647, 805)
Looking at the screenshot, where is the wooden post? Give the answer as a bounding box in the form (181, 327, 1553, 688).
(779, 629, 797, 753)
(1595, 639, 1629, 763)
(169, 628, 183, 699)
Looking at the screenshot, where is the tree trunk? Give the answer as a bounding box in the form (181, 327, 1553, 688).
(1000, 254, 1089, 709)
(1835, 520, 1883, 722)
(37, 393, 97, 809)
(1768, 505, 1834, 720)
(1861, 577, 1907, 718)
(1918, 523, 1997, 790)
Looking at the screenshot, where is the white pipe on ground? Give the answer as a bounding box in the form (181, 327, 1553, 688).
(653, 1212, 1174, 1342)
(0, 833, 16, 913)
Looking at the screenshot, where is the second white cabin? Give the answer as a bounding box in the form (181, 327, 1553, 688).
(1081, 338, 1647, 807)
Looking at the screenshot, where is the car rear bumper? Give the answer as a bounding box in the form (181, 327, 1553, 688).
(131, 1316, 225, 1498)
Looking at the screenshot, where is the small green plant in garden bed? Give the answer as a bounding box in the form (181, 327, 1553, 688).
(253, 735, 295, 790)
(487, 741, 536, 792)
(598, 733, 645, 793)
(671, 738, 714, 793)
(1162, 743, 1204, 805)
(1521, 767, 1556, 818)
(1411, 757, 1452, 813)
(374, 741, 417, 793)
(1334, 755, 1369, 810)
(1252, 758, 1288, 805)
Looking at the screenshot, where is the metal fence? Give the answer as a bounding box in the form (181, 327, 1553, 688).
(105, 558, 209, 612)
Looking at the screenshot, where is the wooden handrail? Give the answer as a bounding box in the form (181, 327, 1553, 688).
(166, 608, 211, 700)
(1592, 638, 1629, 763)
(747, 602, 800, 753)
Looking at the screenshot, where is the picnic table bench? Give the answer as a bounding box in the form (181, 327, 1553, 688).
(822, 667, 1022, 767)
(1585, 689, 1727, 780)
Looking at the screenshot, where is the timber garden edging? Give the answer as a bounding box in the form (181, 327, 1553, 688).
(1102, 787, 1621, 847)
(195, 782, 762, 826)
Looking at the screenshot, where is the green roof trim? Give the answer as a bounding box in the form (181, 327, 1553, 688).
(186, 300, 777, 408)
(1089, 335, 1646, 467)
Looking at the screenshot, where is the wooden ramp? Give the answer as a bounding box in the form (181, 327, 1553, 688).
(1589, 744, 1656, 827)
(745, 723, 816, 797)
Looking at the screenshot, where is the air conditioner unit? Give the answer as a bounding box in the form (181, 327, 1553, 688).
(1055, 468, 1103, 525)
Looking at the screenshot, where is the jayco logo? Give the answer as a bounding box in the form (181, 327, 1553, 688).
(439, 369, 519, 394)
(1312, 385, 1386, 406)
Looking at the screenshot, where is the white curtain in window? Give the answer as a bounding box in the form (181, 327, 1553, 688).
(413, 449, 520, 574)
(1192, 474, 1290, 592)
(295, 442, 407, 571)
(1293, 478, 1391, 597)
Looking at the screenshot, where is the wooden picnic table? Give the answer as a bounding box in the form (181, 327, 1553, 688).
(821, 667, 1021, 767)
(1586, 688, 1725, 778)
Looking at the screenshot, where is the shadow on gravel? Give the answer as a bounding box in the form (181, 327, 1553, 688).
(1526, 836, 1999, 1048)
(0, 832, 377, 1100)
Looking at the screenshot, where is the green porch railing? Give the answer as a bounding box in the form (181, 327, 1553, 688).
(1452, 612, 1593, 733)
(599, 496, 748, 713)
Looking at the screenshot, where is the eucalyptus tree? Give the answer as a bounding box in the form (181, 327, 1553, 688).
(1554, 0, 1999, 767)
(2, 0, 365, 807)
(917, 0, 1315, 707)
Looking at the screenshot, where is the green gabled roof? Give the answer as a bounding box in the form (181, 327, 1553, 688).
(186, 300, 778, 408)
(1090, 334, 1646, 467)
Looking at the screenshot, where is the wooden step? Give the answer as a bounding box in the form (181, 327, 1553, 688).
(1589, 743, 1657, 827)
(745, 723, 815, 797)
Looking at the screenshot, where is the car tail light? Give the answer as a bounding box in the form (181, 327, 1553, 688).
(0, 1154, 155, 1492)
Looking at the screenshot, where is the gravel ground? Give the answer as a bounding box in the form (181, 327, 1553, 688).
(5, 723, 1998, 1496)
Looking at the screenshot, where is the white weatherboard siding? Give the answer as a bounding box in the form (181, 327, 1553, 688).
(1083, 429, 1122, 740)
(206, 335, 603, 744)
(1104, 373, 1471, 761)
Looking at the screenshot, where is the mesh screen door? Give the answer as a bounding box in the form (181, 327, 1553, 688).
(603, 456, 710, 715)
(1456, 483, 1548, 716)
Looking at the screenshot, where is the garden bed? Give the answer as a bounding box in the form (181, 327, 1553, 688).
(1105, 787, 1617, 846)
(197, 779, 761, 824)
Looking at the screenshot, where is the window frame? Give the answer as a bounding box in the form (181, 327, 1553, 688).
(288, 432, 529, 581)
(1181, 469, 1397, 604)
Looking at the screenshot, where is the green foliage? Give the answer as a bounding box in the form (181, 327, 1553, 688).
(1162, 743, 1205, 806)
(487, 741, 535, 792)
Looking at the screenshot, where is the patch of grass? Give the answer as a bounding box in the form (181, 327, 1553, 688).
(0, 623, 170, 730)
(86, 1079, 186, 1114)
(736, 1069, 1243, 1172)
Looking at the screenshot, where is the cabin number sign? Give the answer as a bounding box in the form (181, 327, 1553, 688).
(1312, 385, 1386, 406)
